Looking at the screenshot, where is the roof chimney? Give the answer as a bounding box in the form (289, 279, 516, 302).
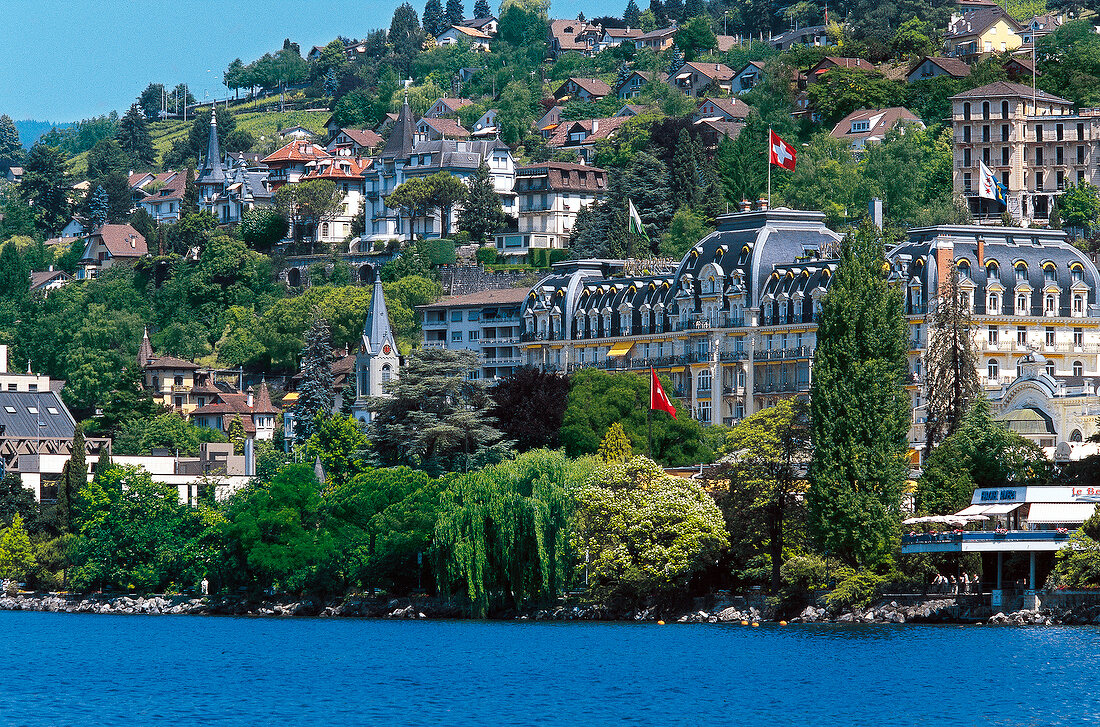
(977, 236, 985, 268)
(756, 197, 769, 211)
(591, 119, 599, 133)
(246, 385, 255, 408)
(739, 198, 751, 212)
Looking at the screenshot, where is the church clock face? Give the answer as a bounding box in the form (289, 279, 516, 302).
(383, 344, 391, 355)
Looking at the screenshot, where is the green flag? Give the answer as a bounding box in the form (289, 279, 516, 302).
(628, 199, 649, 242)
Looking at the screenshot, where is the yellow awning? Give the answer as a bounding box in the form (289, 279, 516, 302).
(607, 342, 634, 358)
(282, 392, 300, 402)
(662, 366, 685, 373)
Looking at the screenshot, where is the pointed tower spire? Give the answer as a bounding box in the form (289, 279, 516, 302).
(138, 326, 154, 368)
(380, 97, 415, 160)
(198, 107, 226, 185)
(362, 276, 396, 356)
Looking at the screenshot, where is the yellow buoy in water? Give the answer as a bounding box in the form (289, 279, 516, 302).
(779, 620, 788, 626)
(657, 620, 665, 625)
(740, 620, 749, 626)
(752, 622, 760, 627)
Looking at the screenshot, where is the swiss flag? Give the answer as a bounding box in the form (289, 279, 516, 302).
(769, 130, 796, 171)
(650, 368, 677, 419)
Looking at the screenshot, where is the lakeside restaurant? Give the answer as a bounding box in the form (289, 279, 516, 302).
(901, 485, 1099, 610)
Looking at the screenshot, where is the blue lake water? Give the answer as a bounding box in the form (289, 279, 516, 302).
(2, 611, 1099, 726)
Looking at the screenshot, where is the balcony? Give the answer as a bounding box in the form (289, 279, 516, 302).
(719, 350, 749, 362)
(423, 318, 448, 328)
(423, 340, 447, 349)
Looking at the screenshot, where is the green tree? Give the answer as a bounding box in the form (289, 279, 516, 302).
(675, 16, 716, 61)
(923, 275, 981, 451)
(458, 162, 506, 242)
(807, 222, 910, 569)
(113, 411, 225, 456)
(496, 81, 537, 145)
(0, 114, 22, 174)
(572, 456, 728, 608)
(917, 398, 1047, 514)
(659, 207, 712, 258)
(20, 142, 71, 236)
(0, 242, 29, 305)
(598, 421, 634, 463)
(561, 368, 710, 465)
(0, 514, 35, 582)
(86, 137, 130, 182)
(714, 399, 810, 592)
(1058, 182, 1100, 234)
(434, 449, 588, 617)
(489, 366, 571, 451)
(238, 207, 288, 251)
(0, 473, 37, 530)
(307, 414, 367, 488)
(892, 17, 934, 60)
(807, 68, 906, 126)
(368, 347, 511, 474)
(424, 0, 446, 36)
(390, 2, 426, 74)
(116, 103, 156, 167)
(275, 179, 343, 250)
(624, 0, 642, 25)
(296, 311, 335, 444)
(446, 0, 465, 25)
(670, 128, 701, 210)
(474, 0, 491, 16)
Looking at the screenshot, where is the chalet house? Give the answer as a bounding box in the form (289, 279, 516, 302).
(415, 117, 470, 142)
(633, 26, 676, 52)
(906, 56, 972, 83)
(137, 172, 186, 223)
(694, 97, 752, 123)
(536, 105, 564, 138)
(946, 7, 1022, 62)
(326, 128, 384, 156)
(807, 57, 876, 84)
(435, 25, 491, 51)
(5, 166, 22, 183)
(470, 109, 498, 137)
(615, 104, 648, 117)
(732, 61, 766, 94)
(495, 162, 608, 259)
(298, 156, 371, 244)
(616, 70, 665, 99)
(546, 116, 627, 163)
(1019, 12, 1062, 45)
(77, 223, 147, 279)
(598, 27, 642, 52)
(554, 77, 614, 102)
(278, 125, 314, 140)
(461, 16, 498, 35)
(426, 97, 474, 118)
(830, 107, 924, 150)
(190, 384, 280, 442)
(668, 62, 736, 98)
(29, 268, 72, 297)
(548, 19, 602, 57)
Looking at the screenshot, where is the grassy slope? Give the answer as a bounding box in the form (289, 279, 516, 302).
(66, 104, 330, 177)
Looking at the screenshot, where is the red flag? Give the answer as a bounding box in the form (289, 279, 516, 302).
(650, 367, 677, 419)
(769, 130, 796, 171)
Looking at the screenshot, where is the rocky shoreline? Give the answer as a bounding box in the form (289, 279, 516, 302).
(1, 592, 1096, 626)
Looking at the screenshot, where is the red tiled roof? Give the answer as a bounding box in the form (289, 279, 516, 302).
(557, 77, 614, 98)
(302, 157, 372, 180)
(261, 141, 332, 165)
(419, 287, 530, 309)
(830, 107, 923, 142)
(436, 97, 473, 112)
(419, 117, 470, 138)
(812, 57, 876, 74)
(908, 56, 972, 79)
(144, 354, 200, 370)
(336, 128, 383, 148)
(90, 224, 147, 258)
(696, 97, 752, 120)
(680, 62, 736, 82)
(446, 25, 492, 39)
(547, 116, 627, 147)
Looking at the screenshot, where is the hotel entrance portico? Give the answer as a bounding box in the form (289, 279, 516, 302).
(902, 485, 1098, 610)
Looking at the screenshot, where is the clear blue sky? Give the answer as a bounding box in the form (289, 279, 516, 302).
(0, 0, 617, 123)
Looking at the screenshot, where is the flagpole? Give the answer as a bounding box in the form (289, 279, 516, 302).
(767, 126, 772, 207)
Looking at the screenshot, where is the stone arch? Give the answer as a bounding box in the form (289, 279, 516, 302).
(358, 264, 375, 284)
(287, 267, 302, 287)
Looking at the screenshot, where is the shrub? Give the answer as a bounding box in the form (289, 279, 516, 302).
(780, 554, 827, 601)
(475, 246, 497, 265)
(824, 571, 886, 612)
(419, 238, 457, 266)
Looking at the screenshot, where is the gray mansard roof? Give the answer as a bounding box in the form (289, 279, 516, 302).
(0, 390, 76, 440)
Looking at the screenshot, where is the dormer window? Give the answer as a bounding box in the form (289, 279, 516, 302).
(1015, 264, 1028, 282)
(1044, 265, 1056, 283)
(1073, 267, 1084, 283)
(957, 260, 970, 280)
(851, 120, 870, 133)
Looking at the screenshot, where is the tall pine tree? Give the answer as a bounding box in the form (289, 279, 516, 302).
(19, 142, 70, 237)
(296, 310, 335, 444)
(116, 103, 156, 167)
(664, 0, 684, 22)
(424, 0, 446, 36)
(923, 275, 980, 451)
(670, 128, 701, 210)
(88, 185, 109, 229)
(474, 0, 491, 17)
(666, 44, 685, 75)
(0, 114, 22, 174)
(458, 161, 506, 243)
(683, 0, 706, 19)
(445, 0, 465, 25)
(806, 222, 910, 569)
(624, 0, 642, 26)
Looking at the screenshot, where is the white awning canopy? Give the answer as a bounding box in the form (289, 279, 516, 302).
(956, 503, 1023, 516)
(1027, 503, 1097, 524)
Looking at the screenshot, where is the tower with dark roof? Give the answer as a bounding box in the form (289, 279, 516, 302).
(353, 275, 400, 423)
(380, 98, 415, 161)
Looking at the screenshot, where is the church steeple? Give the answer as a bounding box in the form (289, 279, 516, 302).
(138, 326, 154, 368)
(380, 96, 415, 161)
(361, 276, 396, 355)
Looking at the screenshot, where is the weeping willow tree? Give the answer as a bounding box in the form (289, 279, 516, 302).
(433, 449, 594, 618)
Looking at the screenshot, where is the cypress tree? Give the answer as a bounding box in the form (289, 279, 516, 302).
(182, 168, 199, 215)
(0, 242, 29, 304)
(806, 222, 910, 569)
(666, 43, 685, 76)
(615, 62, 632, 92)
(474, 0, 490, 16)
(296, 310, 335, 444)
(116, 103, 156, 167)
(424, 0, 446, 36)
(670, 128, 701, 210)
(458, 161, 506, 243)
(649, 0, 667, 24)
(923, 275, 980, 452)
(88, 185, 109, 229)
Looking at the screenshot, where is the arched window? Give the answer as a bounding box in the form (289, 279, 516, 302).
(1017, 359, 1024, 378)
(988, 292, 999, 313)
(1072, 429, 1084, 442)
(988, 359, 999, 381)
(1044, 264, 1057, 283)
(1045, 293, 1057, 315)
(1074, 294, 1084, 315)
(779, 301, 788, 321)
(381, 364, 391, 383)
(1016, 292, 1028, 314)
(958, 260, 971, 279)
(794, 300, 803, 319)
(1015, 264, 1028, 282)
(764, 302, 773, 321)
(1046, 360, 1056, 376)
(1074, 360, 1084, 376)
(321, 222, 329, 238)
(1072, 266, 1084, 283)
(987, 261, 999, 278)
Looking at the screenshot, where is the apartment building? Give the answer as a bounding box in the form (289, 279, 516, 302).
(419, 288, 528, 380)
(494, 162, 607, 260)
(951, 81, 1099, 223)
